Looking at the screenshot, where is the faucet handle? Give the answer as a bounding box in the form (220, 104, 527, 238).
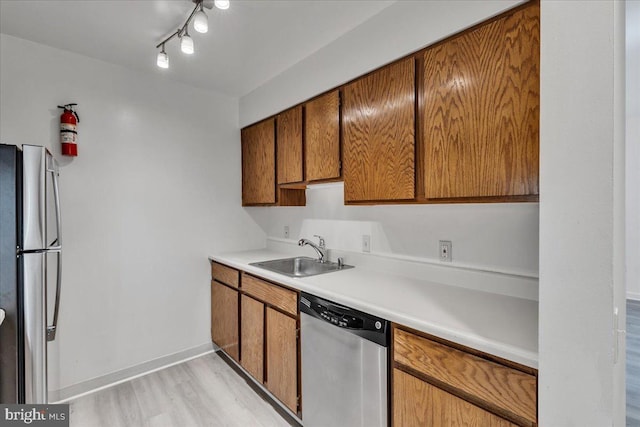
(313, 234, 325, 248)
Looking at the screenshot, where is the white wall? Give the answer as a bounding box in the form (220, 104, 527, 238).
(0, 34, 265, 393)
(240, 0, 538, 278)
(627, 0, 640, 301)
(539, 1, 625, 425)
(249, 184, 539, 276)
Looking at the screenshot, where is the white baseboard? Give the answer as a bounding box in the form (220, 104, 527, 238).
(51, 342, 216, 403)
(628, 291, 640, 301)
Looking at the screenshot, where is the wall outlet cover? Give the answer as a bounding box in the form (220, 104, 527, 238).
(439, 240, 452, 262)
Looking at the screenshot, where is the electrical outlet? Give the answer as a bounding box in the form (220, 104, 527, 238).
(439, 240, 452, 262)
(284, 226, 289, 239)
(362, 235, 371, 253)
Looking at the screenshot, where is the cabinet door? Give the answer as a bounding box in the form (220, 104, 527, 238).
(422, 5, 539, 199)
(265, 307, 298, 413)
(242, 119, 276, 205)
(393, 369, 517, 427)
(393, 328, 536, 424)
(343, 58, 415, 202)
(305, 90, 341, 181)
(277, 106, 303, 184)
(211, 281, 239, 362)
(241, 294, 264, 382)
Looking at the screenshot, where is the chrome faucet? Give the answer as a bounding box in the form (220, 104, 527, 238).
(298, 235, 328, 263)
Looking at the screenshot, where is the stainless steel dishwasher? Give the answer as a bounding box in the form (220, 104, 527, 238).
(300, 292, 389, 427)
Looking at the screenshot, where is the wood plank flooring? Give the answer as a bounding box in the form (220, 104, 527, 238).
(629, 299, 640, 426)
(68, 352, 290, 427)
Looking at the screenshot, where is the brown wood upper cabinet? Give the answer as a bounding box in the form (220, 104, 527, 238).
(241, 118, 276, 205)
(304, 90, 341, 182)
(240, 2, 539, 205)
(343, 58, 416, 202)
(421, 4, 539, 199)
(276, 106, 303, 184)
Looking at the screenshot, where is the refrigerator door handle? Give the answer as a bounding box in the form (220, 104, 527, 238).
(46, 166, 62, 342)
(46, 251, 61, 341)
(48, 164, 62, 248)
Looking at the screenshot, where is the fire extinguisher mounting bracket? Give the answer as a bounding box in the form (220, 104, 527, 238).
(57, 104, 79, 122)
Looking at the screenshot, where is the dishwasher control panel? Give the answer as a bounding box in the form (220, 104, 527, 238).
(319, 309, 363, 329)
(300, 292, 389, 346)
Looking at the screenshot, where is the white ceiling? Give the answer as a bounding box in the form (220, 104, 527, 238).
(0, 0, 395, 97)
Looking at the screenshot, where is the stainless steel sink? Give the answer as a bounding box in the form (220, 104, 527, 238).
(249, 256, 353, 278)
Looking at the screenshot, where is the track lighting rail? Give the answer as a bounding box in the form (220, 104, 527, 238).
(155, 1, 202, 50)
(155, 0, 228, 68)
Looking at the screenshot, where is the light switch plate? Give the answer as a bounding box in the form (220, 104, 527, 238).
(362, 235, 371, 253)
(439, 240, 452, 262)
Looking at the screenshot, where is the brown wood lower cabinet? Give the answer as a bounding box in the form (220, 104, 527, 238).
(240, 294, 264, 382)
(210, 280, 239, 362)
(265, 307, 298, 413)
(236, 272, 300, 416)
(211, 261, 536, 426)
(392, 325, 537, 427)
(394, 369, 517, 427)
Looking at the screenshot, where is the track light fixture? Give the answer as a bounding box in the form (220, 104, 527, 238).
(155, 0, 229, 69)
(194, 3, 208, 33)
(180, 29, 194, 54)
(214, 0, 230, 10)
(157, 44, 169, 68)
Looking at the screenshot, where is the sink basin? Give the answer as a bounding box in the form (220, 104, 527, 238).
(249, 256, 353, 278)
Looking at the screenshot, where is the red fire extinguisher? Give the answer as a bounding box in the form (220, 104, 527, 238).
(58, 103, 79, 156)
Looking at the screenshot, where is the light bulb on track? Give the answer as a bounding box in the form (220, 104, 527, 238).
(194, 6, 208, 33)
(181, 31, 194, 54)
(157, 45, 169, 68)
(214, 0, 230, 10)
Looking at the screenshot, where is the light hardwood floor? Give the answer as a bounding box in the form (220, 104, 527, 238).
(68, 352, 290, 427)
(629, 299, 640, 427)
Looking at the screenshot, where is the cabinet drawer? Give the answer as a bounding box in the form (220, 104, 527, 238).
(211, 262, 239, 288)
(241, 273, 297, 316)
(394, 328, 536, 425)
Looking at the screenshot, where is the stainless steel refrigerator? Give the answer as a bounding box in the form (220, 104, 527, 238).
(0, 144, 62, 404)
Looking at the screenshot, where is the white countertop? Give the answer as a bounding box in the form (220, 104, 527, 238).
(210, 248, 539, 369)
